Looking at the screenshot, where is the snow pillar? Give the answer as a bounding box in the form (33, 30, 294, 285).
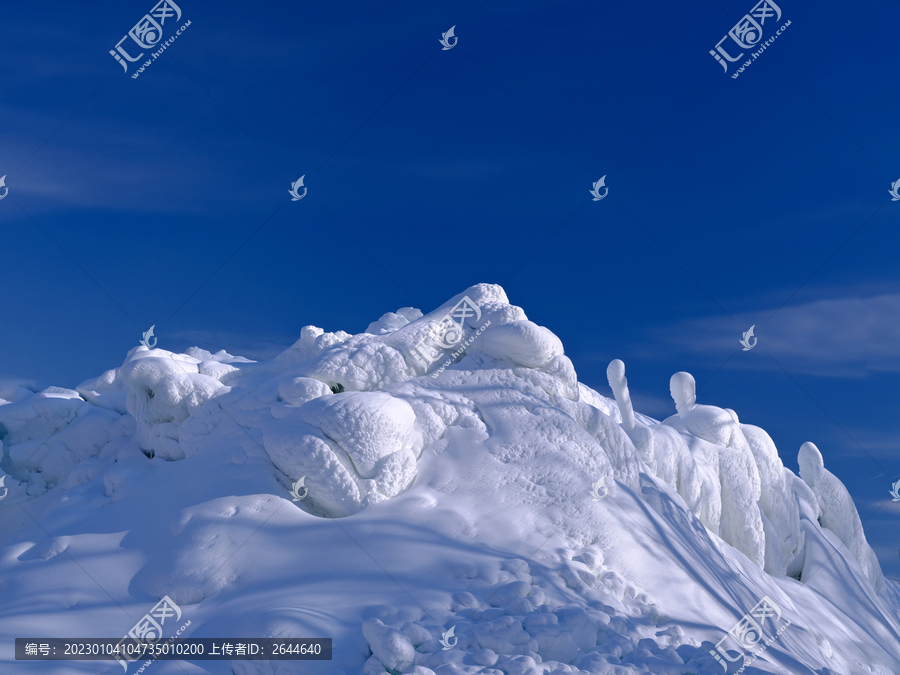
(606, 359, 636, 434)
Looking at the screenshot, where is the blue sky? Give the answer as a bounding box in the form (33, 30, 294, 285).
(2, 0, 900, 576)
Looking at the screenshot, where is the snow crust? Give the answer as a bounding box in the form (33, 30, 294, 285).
(1, 283, 897, 675)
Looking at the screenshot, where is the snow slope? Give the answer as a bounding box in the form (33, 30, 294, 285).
(1, 283, 898, 675)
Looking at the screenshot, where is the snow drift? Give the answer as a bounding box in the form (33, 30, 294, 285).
(0, 283, 897, 675)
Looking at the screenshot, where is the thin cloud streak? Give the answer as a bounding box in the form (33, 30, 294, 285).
(648, 291, 900, 378)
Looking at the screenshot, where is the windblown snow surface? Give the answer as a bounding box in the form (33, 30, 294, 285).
(1, 284, 898, 675)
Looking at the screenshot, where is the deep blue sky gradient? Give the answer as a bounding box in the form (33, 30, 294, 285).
(2, 0, 899, 577)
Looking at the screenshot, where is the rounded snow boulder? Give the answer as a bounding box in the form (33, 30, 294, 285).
(121, 352, 226, 425)
(297, 392, 420, 479)
(119, 350, 228, 460)
(362, 618, 416, 673)
(473, 320, 564, 369)
(263, 416, 363, 518)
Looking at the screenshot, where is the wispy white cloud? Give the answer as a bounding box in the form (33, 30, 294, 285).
(648, 290, 900, 378)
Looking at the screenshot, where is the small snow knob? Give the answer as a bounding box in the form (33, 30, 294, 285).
(606, 359, 626, 385)
(669, 372, 696, 416)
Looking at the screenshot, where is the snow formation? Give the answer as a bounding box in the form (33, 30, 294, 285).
(1, 283, 898, 675)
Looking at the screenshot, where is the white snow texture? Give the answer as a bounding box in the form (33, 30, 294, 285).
(0, 283, 897, 675)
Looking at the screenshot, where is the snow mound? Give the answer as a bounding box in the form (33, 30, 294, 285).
(120, 348, 230, 460)
(1, 283, 897, 675)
